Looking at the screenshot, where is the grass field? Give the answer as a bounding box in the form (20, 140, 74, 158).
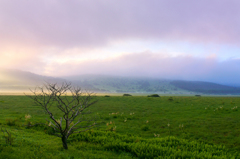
(0, 95, 240, 158)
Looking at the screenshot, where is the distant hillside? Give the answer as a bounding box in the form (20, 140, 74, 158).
(65, 75, 182, 94)
(171, 80, 240, 94)
(1, 69, 240, 95)
(65, 75, 240, 95)
(0, 69, 66, 91)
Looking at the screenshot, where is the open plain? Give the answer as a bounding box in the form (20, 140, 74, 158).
(0, 95, 239, 158)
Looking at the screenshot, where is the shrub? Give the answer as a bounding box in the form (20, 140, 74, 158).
(104, 95, 110, 97)
(141, 125, 149, 131)
(147, 94, 160, 97)
(6, 119, 18, 126)
(123, 94, 132, 96)
(168, 97, 174, 101)
(106, 121, 117, 131)
(26, 124, 55, 135)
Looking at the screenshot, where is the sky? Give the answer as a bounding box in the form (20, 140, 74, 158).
(0, 0, 240, 85)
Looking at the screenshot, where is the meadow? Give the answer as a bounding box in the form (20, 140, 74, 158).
(0, 95, 240, 158)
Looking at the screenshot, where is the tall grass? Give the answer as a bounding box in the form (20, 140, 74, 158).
(70, 130, 238, 158)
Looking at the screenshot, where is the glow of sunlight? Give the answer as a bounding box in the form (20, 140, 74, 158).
(0, 71, 18, 83)
(0, 74, 11, 81)
(42, 50, 127, 65)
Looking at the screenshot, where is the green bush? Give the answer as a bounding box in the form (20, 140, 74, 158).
(168, 97, 173, 101)
(141, 125, 149, 131)
(147, 94, 160, 97)
(104, 95, 110, 97)
(5, 119, 18, 126)
(123, 94, 132, 96)
(27, 124, 55, 135)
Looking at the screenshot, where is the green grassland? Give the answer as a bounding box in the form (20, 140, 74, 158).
(0, 95, 240, 158)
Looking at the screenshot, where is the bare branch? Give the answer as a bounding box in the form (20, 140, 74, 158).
(26, 82, 99, 150)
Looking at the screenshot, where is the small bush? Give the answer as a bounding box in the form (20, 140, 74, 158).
(27, 124, 55, 135)
(104, 95, 110, 97)
(106, 121, 117, 131)
(123, 94, 132, 96)
(141, 125, 149, 131)
(168, 97, 174, 101)
(147, 94, 160, 97)
(108, 112, 119, 119)
(104, 116, 110, 120)
(6, 119, 18, 126)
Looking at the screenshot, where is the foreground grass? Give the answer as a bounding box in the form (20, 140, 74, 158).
(70, 130, 238, 158)
(0, 127, 134, 159)
(0, 95, 240, 158)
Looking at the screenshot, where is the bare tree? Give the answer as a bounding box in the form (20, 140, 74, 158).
(27, 82, 98, 149)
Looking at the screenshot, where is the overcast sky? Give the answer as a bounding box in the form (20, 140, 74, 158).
(0, 0, 240, 84)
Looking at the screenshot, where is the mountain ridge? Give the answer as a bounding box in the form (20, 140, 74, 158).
(0, 69, 240, 95)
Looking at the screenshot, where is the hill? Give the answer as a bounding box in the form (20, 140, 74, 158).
(171, 80, 240, 94)
(0, 69, 65, 92)
(64, 75, 240, 95)
(1, 69, 240, 95)
(64, 75, 184, 94)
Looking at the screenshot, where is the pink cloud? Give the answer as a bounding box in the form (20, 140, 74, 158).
(36, 52, 240, 84)
(1, 1, 240, 85)
(1, 0, 240, 48)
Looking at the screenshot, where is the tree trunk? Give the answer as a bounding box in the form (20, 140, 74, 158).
(62, 136, 68, 149)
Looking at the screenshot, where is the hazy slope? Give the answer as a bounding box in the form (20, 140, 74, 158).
(65, 74, 181, 93)
(65, 75, 240, 94)
(0, 69, 66, 91)
(1, 69, 240, 95)
(171, 80, 240, 94)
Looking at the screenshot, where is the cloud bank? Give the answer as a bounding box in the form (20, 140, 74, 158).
(1, 0, 240, 48)
(1, 0, 240, 85)
(43, 52, 240, 85)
